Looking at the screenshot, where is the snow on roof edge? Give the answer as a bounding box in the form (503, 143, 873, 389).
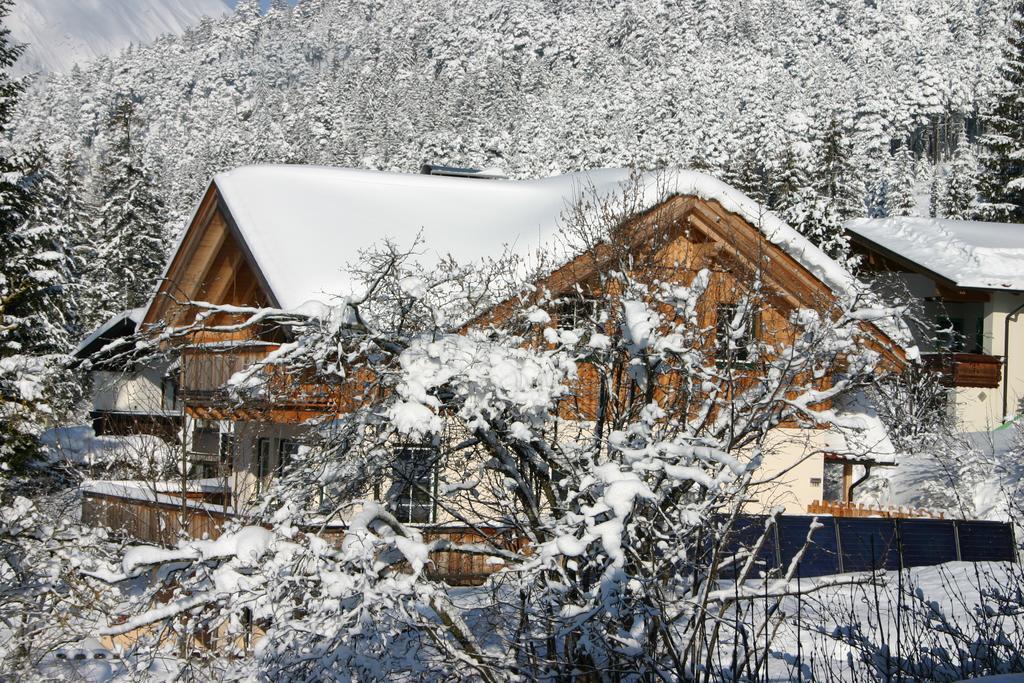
(73, 306, 146, 357)
(213, 164, 864, 302)
(150, 164, 909, 352)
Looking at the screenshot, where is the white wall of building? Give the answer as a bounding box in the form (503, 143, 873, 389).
(90, 361, 178, 416)
(957, 291, 1024, 431)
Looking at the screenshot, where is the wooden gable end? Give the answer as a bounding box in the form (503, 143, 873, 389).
(142, 183, 276, 338)
(478, 194, 904, 426)
(483, 194, 904, 369)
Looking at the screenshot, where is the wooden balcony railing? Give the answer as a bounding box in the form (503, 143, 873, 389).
(81, 485, 506, 585)
(179, 346, 351, 418)
(921, 352, 1003, 389)
(179, 346, 276, 402)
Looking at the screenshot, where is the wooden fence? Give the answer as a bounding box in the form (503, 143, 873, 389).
(807, 499, 945, 519)
(81, 490, 506, 585)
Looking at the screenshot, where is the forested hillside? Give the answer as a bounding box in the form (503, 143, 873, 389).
(7, 0, 1022, 332)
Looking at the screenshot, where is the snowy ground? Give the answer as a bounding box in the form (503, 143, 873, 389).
(36, 559, 1024, 681)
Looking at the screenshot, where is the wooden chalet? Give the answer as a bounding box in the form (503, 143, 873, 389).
(81, 165, 910, 571)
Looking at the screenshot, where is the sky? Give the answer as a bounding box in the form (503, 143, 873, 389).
(245, 0, 300, 10)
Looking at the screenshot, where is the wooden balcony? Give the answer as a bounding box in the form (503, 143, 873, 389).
(921, 352, 1003, 389)
(179, 345, 353, 420)
(81, 484, 505, 585)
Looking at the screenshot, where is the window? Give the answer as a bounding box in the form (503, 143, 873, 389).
(219, 433, 235, 473)
(256, 438, 272, 482)
(716, 303, 757, 363)
(190, 425, 225, 479)
(161, 376, 179, 411)
(822, 461, 850, 502)
(935, 316, 965, 352)
(192, 426, 220, 456)
(278, 439, 299, 475)
(553, 295, 599, 331)
(390, 446, 437, 524)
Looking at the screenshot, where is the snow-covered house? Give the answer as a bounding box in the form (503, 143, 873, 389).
(73, 307, 182, 441)
(847, 217, 1024, 431)
(83, 165, 908, 545)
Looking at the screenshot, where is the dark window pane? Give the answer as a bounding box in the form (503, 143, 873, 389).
(278, 439, 299, 474)
(257, 438, 272, 480)
(553, 296, 598, 331)
(936, 316, 965, 352)
(716, 304, 756, 362)
(822, 461, 846, 502)
(391, 446, 436, 524)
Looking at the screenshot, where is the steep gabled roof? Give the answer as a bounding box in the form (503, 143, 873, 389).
(202, 165, 863, 309)
(846, 216, 1024, 292)
(145, 165, 895, 348)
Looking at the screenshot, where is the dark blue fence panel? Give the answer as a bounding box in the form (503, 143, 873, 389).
(898, 519, 959, 567)
(957, 520, 1016, 562)
(837, 518, 900, 572)
(778, 516, 840, 577)
(707, 516, 1014, 578)
(717, 515, 778, 579)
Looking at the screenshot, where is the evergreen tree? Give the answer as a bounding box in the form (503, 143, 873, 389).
(816, 117, 864, 218)
(0, 0, 70, 475)
(933, 126, 980, 219)
(92, 97, 167, 318)
(978, 1, 1024, 221)
(867, 147, 918, 218)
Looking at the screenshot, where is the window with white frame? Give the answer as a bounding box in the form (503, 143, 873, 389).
(390, 445, 437, 524)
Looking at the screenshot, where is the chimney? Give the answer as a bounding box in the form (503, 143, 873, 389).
(419, 164, 507, 179)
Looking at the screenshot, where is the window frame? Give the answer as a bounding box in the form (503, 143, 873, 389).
(715, 302, 759, 365)
(278, 438, 299, 475)
(389, 445, 438, 525)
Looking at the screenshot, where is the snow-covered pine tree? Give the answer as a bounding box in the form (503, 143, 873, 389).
(817, 116, 864, 218)
(91, 96, 167, 318)
(868, 147, 918, 218)
(978, 1, 1024, 221)
(0, 0, 71, 476)
(779, 116, 862, 263)
(933, 124, 980, 218)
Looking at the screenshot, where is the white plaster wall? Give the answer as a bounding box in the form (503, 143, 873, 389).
(746, 428, 829, 515)
(90, 362, 177, 415)
(227, 421, 306, 511)
(956, 291, 1024, 431)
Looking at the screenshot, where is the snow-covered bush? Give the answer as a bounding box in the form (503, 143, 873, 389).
(0, 494, 122, 678)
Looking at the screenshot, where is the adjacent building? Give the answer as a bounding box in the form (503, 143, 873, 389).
(847, 216, 1024, 432)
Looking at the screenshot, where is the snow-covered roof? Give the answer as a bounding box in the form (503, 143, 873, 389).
(845, 216, 1024, 291)
(822, 390, 898, 465)
(74, 306, 146, 357)
(211, 165, 864, 310)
